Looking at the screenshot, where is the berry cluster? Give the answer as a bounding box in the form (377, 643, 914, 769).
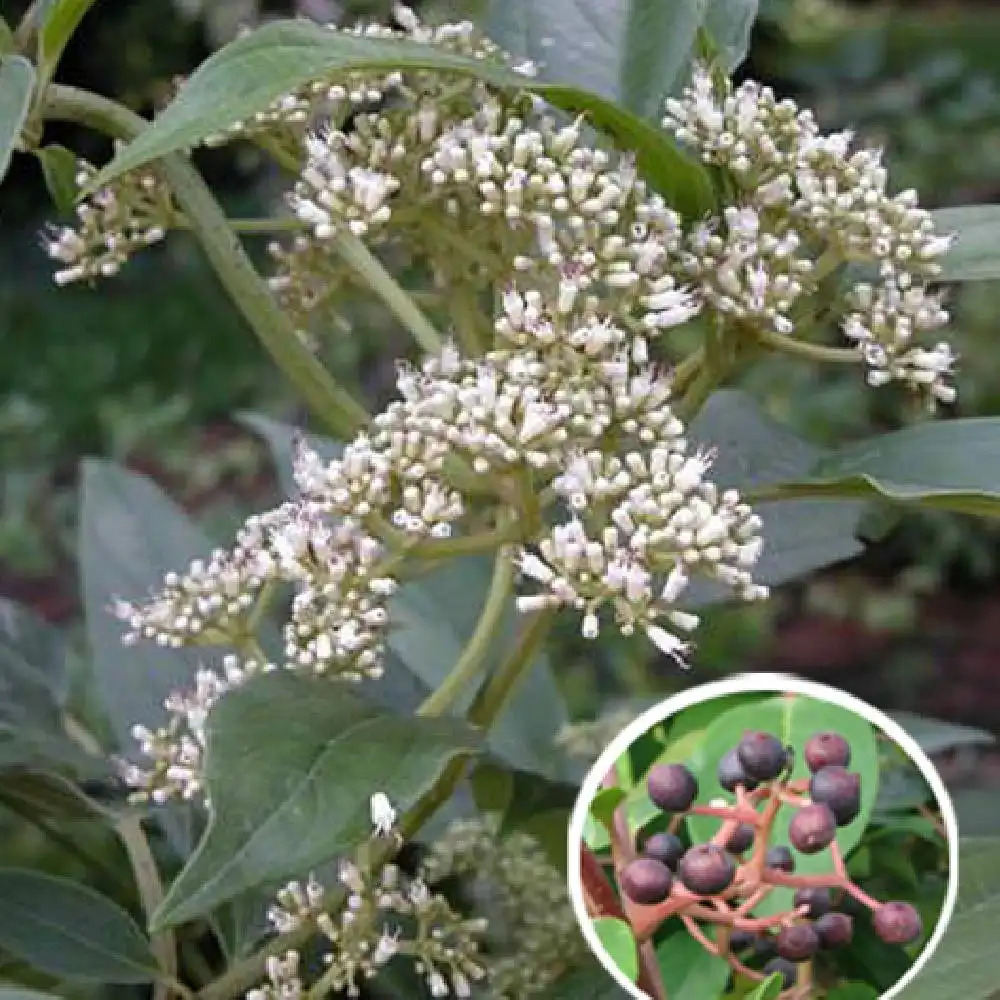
(586, 729, 925, 998)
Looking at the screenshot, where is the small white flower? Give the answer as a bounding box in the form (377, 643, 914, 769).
(370, 791, 397, 836)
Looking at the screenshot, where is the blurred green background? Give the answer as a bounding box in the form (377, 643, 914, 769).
(4, 0, 1000, 770)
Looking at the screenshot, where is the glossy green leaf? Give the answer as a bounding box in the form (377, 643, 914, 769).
(35, 143, 80, 214)
(687, 391, 865, 601)
(590, 787, 626, 830)
(655, 930, 730, 1000)
(746, 973, 784, 1000)
(79, 460, 213, 754)
(686, 694, 879, 917)
(896, 838, 1000, 1000)
(87, 20, 713, 218)
(757, 418, 1000, 517)
(152, 671, 480, 929)
(701, 0, 759, 72)
(0, 55, 35, 184)
(593, 916, 639, 983)
(0, 868, 158, 983)
(932, 205, 1000, 282)
(890, 711, 995, 754)
(38, 0, 96, 78)
(0, 768, 105, 823)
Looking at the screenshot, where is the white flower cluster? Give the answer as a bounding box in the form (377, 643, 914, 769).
(43, 157, 171, 285)
(664, 65, 958, 405)
(247, 859, 486, 1000)
(122, 654, 269, 803)
(420, 819, 588, 997)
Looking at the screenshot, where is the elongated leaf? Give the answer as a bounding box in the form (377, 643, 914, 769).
(0, 869, 158, 983)
(87, 20, 713, 218)
(79, 460, 213, 753)
(685, 694, 879, 917)
(0, 16, 15, 55)
(0, 55, 35, 184)
(594, 916, 638, 982)
(890, 712, 994, 754)
(933, 205, 1000, 282)
(35, 143, 80, 214)
(897, 838, 1000, 1000)
(39, 0, 96, 78)
(491, 0, 757, 121)
(152, 671, 480, 929)
(687, 391, 864, 600)
(759, 418, 1000, 517)
(0, 768, 105, 823)
(237, 411, 342, 498)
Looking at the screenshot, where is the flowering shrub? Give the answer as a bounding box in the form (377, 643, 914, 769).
(2, 1, 1000, 999)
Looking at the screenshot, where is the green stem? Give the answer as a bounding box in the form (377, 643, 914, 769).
(411, 524, 519, 562)
(333, 230, 444, 355)
(671, 347, 705, 398)
(757, 328, 860, 365)
(674, 364, 718, 423)
(175, 216, 308, 235)
(40, 84, 369, 439)
(467, 607, 556, 727)
(416, 543, 515, 717)
(447, 282, 491, 356)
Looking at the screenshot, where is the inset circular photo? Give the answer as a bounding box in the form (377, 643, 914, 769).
(568, 675, 958, 1000)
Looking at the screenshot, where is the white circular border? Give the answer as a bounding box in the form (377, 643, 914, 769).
(567, 671, 960, 1000)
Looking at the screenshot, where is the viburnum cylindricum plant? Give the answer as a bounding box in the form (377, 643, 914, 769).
(580, 694, 948, 999)
(0, 1, 988, 999)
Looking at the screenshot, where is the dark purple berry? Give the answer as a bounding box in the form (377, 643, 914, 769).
(765, 845, 795, 873)
(804, 732, 852, 772)
(647, 763, 698, 812)
(737, 730, 788, 781)
(815, 911, 853, 949)
(763, 957, 797, 989)
(788, 803, 837, 854)
(793, 887, 832, 918)
(620, 858, 673, 905)
(729, 929, 755, 953)
(678, 843, 736, 895)
(718, 748, 758, 792)
(873, 902, 923, 945)
(725, 822, 755, 854)
(809, 766, 861, 826)
(753, 933, 776, 959)
(641, 832, 685, 870)
(776, 923, 820, 962)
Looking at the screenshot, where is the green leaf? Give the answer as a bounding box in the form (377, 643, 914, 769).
(87, 20, 713, 219)
(237, 411, 342, 498)
(701, 0, 759, 72)
(0, 55, 35, 185)
(746, 973, 784, 1000)
(0, 16, 15, 54)
(0, 768, 105, 824)
(655, 929, 730, 1000)
(38, 0, 96, 80)
(79, 460, 214, 754)
(759, 418, 1000, 517)
(896, 838, 1000, 1000)
(932, 205, 1000, 282)
(593, 916, 638, 983)
(685, 694, 879, 917)
(0, 868, 158, 983)
(890, 711, 995, 754)
(35, 143, 80, 214)
(152, 671, 480, 929)
(687, 390, 865, 599)
(590, 787, 626, 830)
